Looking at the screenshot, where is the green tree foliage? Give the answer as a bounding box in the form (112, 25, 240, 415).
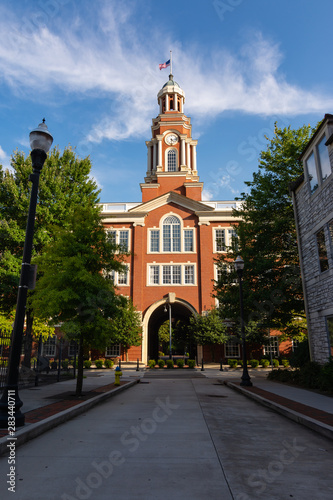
(189, 309, 227, 360)
(215, 123, 313, 337)
(31, 206, 125, 395)
(107, 298, 142, 360)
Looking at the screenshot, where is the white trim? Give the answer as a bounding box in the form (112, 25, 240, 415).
(146, 262, 197, 286)
(165, 147, 179, 171)
(147, 213, 196, 254)
(106, 227, 131, 253)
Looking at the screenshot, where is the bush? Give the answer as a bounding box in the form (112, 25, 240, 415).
(228, 359, 238, 369)
(238, 360, 243, 367)
(84, 360, 92, 369)
(61, 359, 69, 370)
(95, 359, 104, 369)
(166, 359, 174, 369)
(281, 359, 290, 368)
(158, 351, 164, 357)
(272, 359, 279, 368)
(319, 360, 333, 392)
(260, 359, 270, 368)
(250, 359, 259, 368)
(289, 340, 310, 368)
(148, 359, 156, 369)
(176, 359, 185, 368)
(104, 359, 114, 369)
(50, 360, 58, 370)
(158, 359, 165, 368)
(187, 359, 196, 369)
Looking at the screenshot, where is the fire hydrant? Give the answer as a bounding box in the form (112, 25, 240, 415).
(114, 366, 122, 386)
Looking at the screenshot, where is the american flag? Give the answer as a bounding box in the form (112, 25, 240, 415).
(159, 59, 170, 70)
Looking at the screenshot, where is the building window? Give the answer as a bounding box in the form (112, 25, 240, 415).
(326, 317, 333, 356)
(105, 344, 121, 357)
(163, 216, 181, 252)
(118, 266, 129, 285)
(167, 149, 177, 172)
(105, 266, 130, 286)
(225, 341, 240, 358)
(215, 229, 226, 252)
(150, 230, 160, 252)
(228, 229, 238, 250)
(317, 136, 331, 182)
(263, 336, 279, 357)
(148, 264, 196, 285)
(316, 229, 329, 272)
(69, 341, 78, 357)
(42, 336, 57, 357)
(306, 152, 318, 194)
(107, 229, 130, 252)
(291, 339, 300, 352)
(184, 229, 194, 251)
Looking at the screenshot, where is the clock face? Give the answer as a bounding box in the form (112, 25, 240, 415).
(165, 134, 178, 145)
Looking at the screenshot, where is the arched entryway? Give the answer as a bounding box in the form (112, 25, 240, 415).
(142, 298, 197, 363)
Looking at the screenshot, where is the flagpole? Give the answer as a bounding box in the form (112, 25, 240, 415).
(170, 50, 172, 75)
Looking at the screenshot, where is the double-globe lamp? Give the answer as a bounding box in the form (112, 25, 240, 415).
(234, 256, 252, 387)
(0, 120, 53, 428)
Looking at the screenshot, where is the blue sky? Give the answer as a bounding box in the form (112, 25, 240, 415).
(0, 0, 332, 203)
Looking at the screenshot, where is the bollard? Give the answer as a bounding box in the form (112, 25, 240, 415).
(118, 359, 121, 370)
(136, 358, 139, 371)
(220, 358, 223, 371)
(201, 358, 205, 371)
(114, 366, 122, 386)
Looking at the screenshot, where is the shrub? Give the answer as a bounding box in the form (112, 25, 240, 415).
(148, 359, 156, 369)
(272, 359, 279, 368)
(158, 351, 164, 357)
(281, 359, 290, 368)
(188, 359, 196, 369)
(61, 359, 69, 370)
(158, 359, 165, 368)
(50, 360, 58, 370)
(238, 360, 243, 367)
(95, 359, 104, 369)
(84, 360, 92, 369)
(166, 359, 174, 369)
(319, 360, 333, 392)
(289, 340, 310, 368)
(228, 359, 238, 369)
(260, 359, 270, 368)
(104, 359, 114, 369)
(176, 359, 185, 368)
(250, 359, 259, 368)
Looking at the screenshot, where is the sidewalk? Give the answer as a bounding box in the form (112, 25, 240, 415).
(0, 366, 144, 456)
(200, 364, 333, 440)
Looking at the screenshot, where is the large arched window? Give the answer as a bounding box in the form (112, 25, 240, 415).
(167, 149, 177, 171)
(163, 215, 181, 252)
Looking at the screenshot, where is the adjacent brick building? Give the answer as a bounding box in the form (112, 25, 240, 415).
(290, 114, 333, 363)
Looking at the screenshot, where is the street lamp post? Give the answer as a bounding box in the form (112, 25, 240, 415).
(0, 120, 53, 428)
(164, 303, 172, 360)
(234, 256, 252, 387)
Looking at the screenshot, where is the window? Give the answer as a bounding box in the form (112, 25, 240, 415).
(215, 229, 226, 252)
(184, 229, 194, 251)
(318, 136, 331, 182)
(118, 266, 129, 285)
(291, 339, 300, 353)
(150, 230, 160, 252)
(105, 266, 130, 286)
(163, 216, 181, 252)
(225, 341, 240, 358)
(184, 265, 195, 284)
(42, 336, 57, 357)
(167, 149, 177, 172)
(228, 229, 238, 250)
(69, 341, 78, 357)
(148, 264, 196, 285)
(306, 152, 319, 194)
(326, 317, 333, 356)
(105, 344, 120, 357)
(107, 229, 130, 251)
(316, 229, 329, 272)
(263, 336, 279, 357)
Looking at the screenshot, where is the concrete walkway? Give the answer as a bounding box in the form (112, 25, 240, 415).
(0, 367, 332, 499)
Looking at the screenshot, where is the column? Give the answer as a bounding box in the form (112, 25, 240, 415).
(165, 94, 169, 112)
(147, 144, 152, 172)
(187, 142, 191, 170)
(181, 139, 186, 166)
(159, 98, 162, 114)
(192, 144, 197, 172)
(174, 93, 178, 111)
(157, 137, 162, 168)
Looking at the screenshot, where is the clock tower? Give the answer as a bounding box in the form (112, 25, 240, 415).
(141, 74, 203, 202)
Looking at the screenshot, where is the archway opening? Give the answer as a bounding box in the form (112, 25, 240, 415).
(147, 301, 196, 361)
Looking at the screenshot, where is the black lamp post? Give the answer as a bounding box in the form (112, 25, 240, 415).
(0, 120, 53, 428)
(164, 303, 172, 360)
(234, 256, 252, 387)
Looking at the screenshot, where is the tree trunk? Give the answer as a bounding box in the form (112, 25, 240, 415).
(76, 336, 84, 396)
(22, 310, 33, 369)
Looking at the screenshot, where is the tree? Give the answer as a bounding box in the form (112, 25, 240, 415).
(215, 123, 314, 338)
(189, 309, 227, 361)
(0, 147, 100, 365)
(31, 206, 125, 395)
(107, 298, 142, 361)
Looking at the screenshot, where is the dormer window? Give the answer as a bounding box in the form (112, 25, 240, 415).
(306, 134, 331, 194)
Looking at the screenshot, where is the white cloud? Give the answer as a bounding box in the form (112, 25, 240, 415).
(0, 1, 331, 146)
(0, 145, 11, 170)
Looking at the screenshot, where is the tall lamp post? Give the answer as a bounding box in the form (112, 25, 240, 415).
(0, 120, 53, 428)
(164, 303, 172, 360)
(234, 256, 252, 387)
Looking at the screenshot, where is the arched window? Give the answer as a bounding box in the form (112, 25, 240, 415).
(167, 149, 177, 171)
(163, 216, 181, 252)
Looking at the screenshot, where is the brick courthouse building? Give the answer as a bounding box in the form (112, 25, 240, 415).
(99, 74, 290, 363)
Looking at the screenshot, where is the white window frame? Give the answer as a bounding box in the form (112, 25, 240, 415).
(42, 336, 57, 357)
(165, 147, 178, 172)
(225, 341, 240, 358)
(213, 226, 238, 253)
(148, 215, 196, 254)
(147, 263, 196, 286)
(106, 228, 130, 252)
(305, 132, 331, 195)
(105, 344, 121, 357)
(69, 341, 78, 357)
(263, 336, 279, 357)
(105, 264, 130, 286)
